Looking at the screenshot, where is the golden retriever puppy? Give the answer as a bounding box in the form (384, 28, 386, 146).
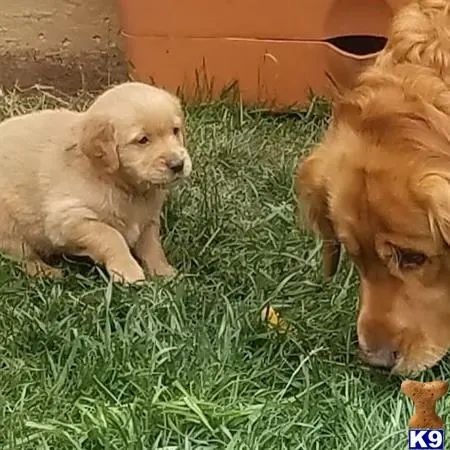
(295, 0, 450, 374)
(0, 81, 191, 283)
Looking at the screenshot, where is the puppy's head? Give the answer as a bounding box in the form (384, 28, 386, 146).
(295, 66, 450, 375)
(78, 82, 191, 189)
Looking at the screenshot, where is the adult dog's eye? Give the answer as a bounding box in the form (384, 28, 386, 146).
(137, 136, 149, 145)
(173, 127, 180, 136)
(397, 249, 427, 269)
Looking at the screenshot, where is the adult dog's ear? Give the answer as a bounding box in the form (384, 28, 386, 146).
(295, 151, 341, 278)
(418, 172, 450, 247)
(78, 115, 119, 173)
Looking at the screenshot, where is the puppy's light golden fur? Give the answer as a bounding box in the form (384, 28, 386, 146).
(295, 0, 450, 374)
(0, 81, 191, 283)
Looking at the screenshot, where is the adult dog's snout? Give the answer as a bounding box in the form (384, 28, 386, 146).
(358, 344, 399, 370)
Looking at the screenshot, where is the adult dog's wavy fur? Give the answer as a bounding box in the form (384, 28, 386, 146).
(295, 0, 450, 374)
(0, 82, 191, 283)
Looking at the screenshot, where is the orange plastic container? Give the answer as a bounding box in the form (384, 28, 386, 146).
(117, 0, 411, 108)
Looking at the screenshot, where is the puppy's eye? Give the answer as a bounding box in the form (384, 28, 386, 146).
(173, 127, 180, 136)
(137, 136, 149, 145)
(396, 249, 427, 270)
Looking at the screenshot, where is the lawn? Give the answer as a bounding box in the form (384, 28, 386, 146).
(0, 87, 449, 449)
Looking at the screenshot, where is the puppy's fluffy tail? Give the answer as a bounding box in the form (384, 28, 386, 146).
(378, 0, 450, 72)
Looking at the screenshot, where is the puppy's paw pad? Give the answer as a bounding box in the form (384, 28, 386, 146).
(148, 264, 178, 278)
(109, 265, 146, 284)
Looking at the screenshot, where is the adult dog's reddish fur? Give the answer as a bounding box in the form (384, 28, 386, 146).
(295, 0, 450, 374)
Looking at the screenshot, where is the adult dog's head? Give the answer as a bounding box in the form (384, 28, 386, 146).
(296, 0, 450, 375)
(78, 81, 191, 191)
(296, 65, 450, 374)
(296, 61, 450, 373)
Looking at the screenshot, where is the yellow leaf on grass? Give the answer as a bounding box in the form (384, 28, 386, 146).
(261, 306, 290, 333)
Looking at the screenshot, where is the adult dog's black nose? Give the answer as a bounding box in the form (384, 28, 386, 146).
(168, 159, 184, 173)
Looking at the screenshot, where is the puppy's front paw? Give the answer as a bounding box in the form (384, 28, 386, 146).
(108, 259, 145, 284)
(24, 260, 63, 279)
(147, 262, 178, 278)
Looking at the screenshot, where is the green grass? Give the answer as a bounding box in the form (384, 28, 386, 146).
(0, 87, 449, 449)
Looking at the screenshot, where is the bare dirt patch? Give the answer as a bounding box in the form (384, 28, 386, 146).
(0, 49, 128, 93)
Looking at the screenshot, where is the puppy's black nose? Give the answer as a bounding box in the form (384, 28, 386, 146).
(167, 159, 184, 174)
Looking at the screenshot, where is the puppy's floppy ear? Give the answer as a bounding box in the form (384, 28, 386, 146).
(79, 115, 119, 173)
(178, 111, 187, 147)
(179, 122, 187, 147)
(418, 171, 450, 247)
(295, 151, 341, 278)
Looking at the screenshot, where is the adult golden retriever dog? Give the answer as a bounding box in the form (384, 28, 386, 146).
(0, 82, 191, 283)
(295, 0, 450, 374)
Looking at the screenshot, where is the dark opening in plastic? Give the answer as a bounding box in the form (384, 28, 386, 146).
(326, 35, 387, 56)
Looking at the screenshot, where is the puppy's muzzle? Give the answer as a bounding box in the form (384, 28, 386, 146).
(167, 158, 184, 174)
(166, 151, 192, 179)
